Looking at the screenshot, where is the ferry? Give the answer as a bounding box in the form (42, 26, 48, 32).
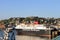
(15, 24, 53, 38)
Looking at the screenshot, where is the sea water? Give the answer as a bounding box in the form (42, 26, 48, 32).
(52, 35, 60, 40)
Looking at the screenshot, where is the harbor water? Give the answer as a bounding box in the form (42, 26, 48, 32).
(16, 35, 49, 40)
(0, 29, 49, 40)
(0, 29, 59, 40)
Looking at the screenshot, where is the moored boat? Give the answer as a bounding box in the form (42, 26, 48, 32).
(15, 24, 52, 38)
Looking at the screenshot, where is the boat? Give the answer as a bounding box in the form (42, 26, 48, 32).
(15, 24, 52, 37)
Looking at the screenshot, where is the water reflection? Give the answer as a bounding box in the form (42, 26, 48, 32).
(16, 35, 49, 40)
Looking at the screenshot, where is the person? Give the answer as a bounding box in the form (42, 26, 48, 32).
(8, 23, 16, 40)
(0, 29, 4, 40)
(3, 23, 10, 40)
(0, 23, 9, 40)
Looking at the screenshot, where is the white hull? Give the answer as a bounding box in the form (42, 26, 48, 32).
(15, 25, 47, 30)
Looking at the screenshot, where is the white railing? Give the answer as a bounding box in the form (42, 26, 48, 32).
(15, 24, 47, 30)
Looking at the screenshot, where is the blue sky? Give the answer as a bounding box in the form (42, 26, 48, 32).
(0, 0, 60, 19)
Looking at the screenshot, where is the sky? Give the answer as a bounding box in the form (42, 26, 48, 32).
(0, 0, 60, 19)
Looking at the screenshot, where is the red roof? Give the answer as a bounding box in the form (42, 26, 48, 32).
(34, 21, 38, 24)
